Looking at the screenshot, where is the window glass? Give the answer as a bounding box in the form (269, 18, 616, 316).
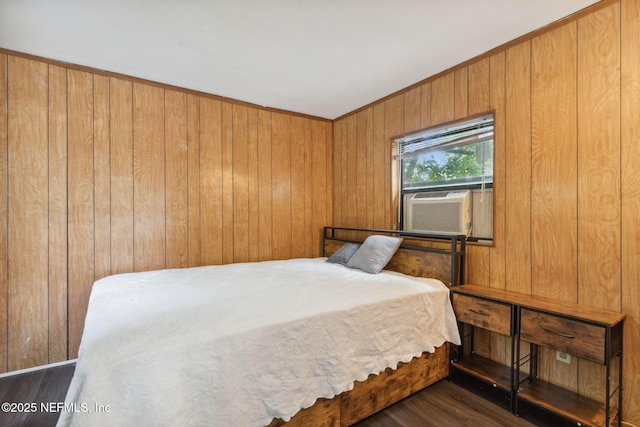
(398, 113, 493, 191)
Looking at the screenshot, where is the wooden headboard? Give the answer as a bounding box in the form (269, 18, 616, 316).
(322, 227, 466, 287)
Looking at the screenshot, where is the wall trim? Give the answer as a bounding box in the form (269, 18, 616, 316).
(0, 358, 77, 379)
(335, 0, 616, 122)
(0, 47, 332, 123)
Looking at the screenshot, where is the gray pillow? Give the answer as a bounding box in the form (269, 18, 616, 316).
(346, 235, 403, 274)
(326, 243, 361, 265)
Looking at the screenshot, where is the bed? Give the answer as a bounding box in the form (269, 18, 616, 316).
(57, 227, 466, 427)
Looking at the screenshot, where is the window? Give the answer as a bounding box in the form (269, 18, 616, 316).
(395, 113, 494, 241)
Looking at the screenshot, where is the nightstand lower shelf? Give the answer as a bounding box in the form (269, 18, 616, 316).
(451, 354, 512, 392)
(518, 379, 618, 427)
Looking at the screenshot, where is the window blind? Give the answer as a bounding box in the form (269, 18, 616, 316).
(395, 113, 494, 159)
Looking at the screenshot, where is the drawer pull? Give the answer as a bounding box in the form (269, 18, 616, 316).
(542, 327, 575, 339)
(469, 309, 490, 317)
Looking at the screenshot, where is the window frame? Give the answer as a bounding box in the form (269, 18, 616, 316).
(394, 112, 495, 243)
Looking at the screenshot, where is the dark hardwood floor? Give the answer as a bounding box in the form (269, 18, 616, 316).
(354, 372, 575, 427)
(0, 363, 572, 427)
(0, 363, 75, 427)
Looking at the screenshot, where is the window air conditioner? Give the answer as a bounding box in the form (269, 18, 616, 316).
(404, 190, 471, 235)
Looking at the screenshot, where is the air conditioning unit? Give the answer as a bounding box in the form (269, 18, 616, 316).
(404, 190, 471, 234)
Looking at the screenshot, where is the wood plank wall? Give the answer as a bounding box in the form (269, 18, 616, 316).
(333, 0, 639, 423)
(0, 52, 333, 371)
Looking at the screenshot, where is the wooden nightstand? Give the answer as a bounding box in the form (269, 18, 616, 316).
(450, 284, 625, 427)
(450, 290, 517, 411)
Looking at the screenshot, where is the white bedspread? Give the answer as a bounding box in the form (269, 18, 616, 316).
(57, 258, 460, 427)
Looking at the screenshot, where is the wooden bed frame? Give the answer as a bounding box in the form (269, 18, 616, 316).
(268, 227, 466, 427)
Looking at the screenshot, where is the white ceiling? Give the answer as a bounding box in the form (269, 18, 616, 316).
(0, 0, 599, 119)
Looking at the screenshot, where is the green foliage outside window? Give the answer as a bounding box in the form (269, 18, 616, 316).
(402, 143, 493, 189)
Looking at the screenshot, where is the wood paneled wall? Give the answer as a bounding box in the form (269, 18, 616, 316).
(333, 0, 639, 423)
(0, 53, 333, 371)
(1, 0, 638, 424)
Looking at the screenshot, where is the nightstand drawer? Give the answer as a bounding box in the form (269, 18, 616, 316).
(452, 293, 512, 335)
(520, 308, 606, 364)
